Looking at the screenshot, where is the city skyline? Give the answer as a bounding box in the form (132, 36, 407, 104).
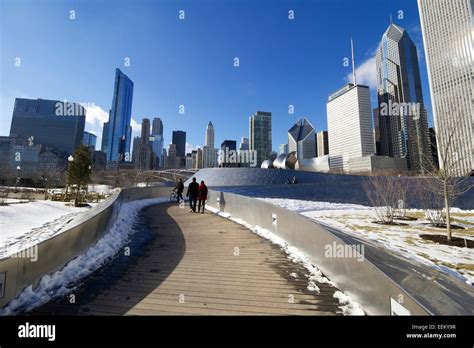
(0, 0, 433, 154)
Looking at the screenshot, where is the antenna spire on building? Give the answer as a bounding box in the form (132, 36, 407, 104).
(351, 37, 357, 86)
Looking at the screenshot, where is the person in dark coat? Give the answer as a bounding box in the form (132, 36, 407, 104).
(174, 178, 184, 202)
(186, 177, 199, 212)
(197, 181, 208, 214)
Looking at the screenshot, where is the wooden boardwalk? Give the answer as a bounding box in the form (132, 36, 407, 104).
(35, 203, 342, 315)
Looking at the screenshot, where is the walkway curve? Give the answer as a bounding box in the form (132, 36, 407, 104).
(34, 203, 342, 315)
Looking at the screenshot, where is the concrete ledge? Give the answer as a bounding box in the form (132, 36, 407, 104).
(0, 186, 171, 309)
(207, 189, 432, 315)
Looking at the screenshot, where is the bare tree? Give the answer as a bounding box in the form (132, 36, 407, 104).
(39, 166, 63, 200)
(419, 119, 473, 241)
(363, 175, 404, 224)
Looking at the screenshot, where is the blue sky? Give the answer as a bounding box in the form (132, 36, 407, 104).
(0, 0, 432, 153)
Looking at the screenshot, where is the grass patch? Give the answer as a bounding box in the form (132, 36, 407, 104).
(404, 238, 418, 246)
(350, 224, 382, 233)
(439, 262, 474, 272)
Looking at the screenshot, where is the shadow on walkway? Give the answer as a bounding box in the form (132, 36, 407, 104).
(31, 203, 186, 315)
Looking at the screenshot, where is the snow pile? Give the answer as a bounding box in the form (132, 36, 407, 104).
(262, 198, 474, 285)
(0, 197, 167, 315)
(333, 291, 365, 315)
(257, 198, 372, 213)
(206, 205, 365, 316)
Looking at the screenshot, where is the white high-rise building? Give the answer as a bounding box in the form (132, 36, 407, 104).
(202, 146, 218, 168)
(327, 84, 374, 172)
(418, 0, 473, 176)
(205, 121, 215, 148)
(316, 131, 329, 157)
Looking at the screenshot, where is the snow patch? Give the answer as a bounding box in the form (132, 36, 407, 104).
(261, 198, 474, 286)
(0, 201, 92, 257)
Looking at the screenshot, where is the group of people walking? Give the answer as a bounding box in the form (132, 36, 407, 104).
(173, 178, 208, 213)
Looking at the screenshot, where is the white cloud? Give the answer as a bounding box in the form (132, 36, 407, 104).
(346, 55, 377, 90)
(130, 118, 142, 136)
(85, 104, 109, 126)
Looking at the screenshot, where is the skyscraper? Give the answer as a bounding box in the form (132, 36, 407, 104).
(249, 111, 272, 167)
(375, 23, 431, 172)
(151, 117, 164, 167)
(172, 130, 186, 159)
(202, 146, 218, 168)
(83, 131, 97, 152)
(288, 118, 316, 160)
(220, 140, 237, 167)
(105, 68, 134, 162)
(140, 118, 151, 144)
(152, 117, 163, 138)
(101, 120, 109, 154)
(327, 83, 374, 171)
(316, 131, 329, 157)
(135, 118, 153, 170)
(165, 143, 179, 169)
(418, 0, 473, 176)
(239, 137, 249, 151)
(9, 98, 85, 156)
(205, 121, 215, 148)
(132, 136, 140, 164)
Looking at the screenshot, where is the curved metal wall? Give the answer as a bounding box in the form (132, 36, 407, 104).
(0, 186, 171, 310)
(206, 189, 474, 315)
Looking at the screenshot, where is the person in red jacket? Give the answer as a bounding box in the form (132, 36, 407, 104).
(197, 181, 208, 214)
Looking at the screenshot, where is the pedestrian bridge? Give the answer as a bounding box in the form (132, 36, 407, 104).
(34, 204, 341, 315)
(1, 170, 472, 315)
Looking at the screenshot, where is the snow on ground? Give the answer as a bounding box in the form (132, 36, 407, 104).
(0, 201, 93, 257)
(206, 205, 365, 316)
(260, 198, 474, 286)
(0, 198, 30, 204)
(0, 197, 168, 315)
(87, 184, 119, 195)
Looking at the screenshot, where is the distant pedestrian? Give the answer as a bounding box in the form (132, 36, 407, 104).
(174, 178, 184, 203)
(186, 177, 199, 212)
(197, 181, 208, 214)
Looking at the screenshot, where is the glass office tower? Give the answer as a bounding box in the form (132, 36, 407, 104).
(375, 23, 431, 172)
(249, 111, 272, 167)
(9, 98, 85, 156)
(105, 69, 134, 162)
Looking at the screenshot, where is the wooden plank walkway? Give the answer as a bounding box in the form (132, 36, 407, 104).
(34, 203, 342, 315)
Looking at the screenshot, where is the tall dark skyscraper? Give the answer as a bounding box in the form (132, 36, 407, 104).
(101, 120, 109, 154)
(220, 140, 237, 167)
(152, 117, 163, 137)
(9, 98, 85, 155)
(104, 68, 134, 162)
(221, 140, 237, 152)
(249, 111, 272, 167)
(375, 23, 431, 172)
(172, 130, 186, 158)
